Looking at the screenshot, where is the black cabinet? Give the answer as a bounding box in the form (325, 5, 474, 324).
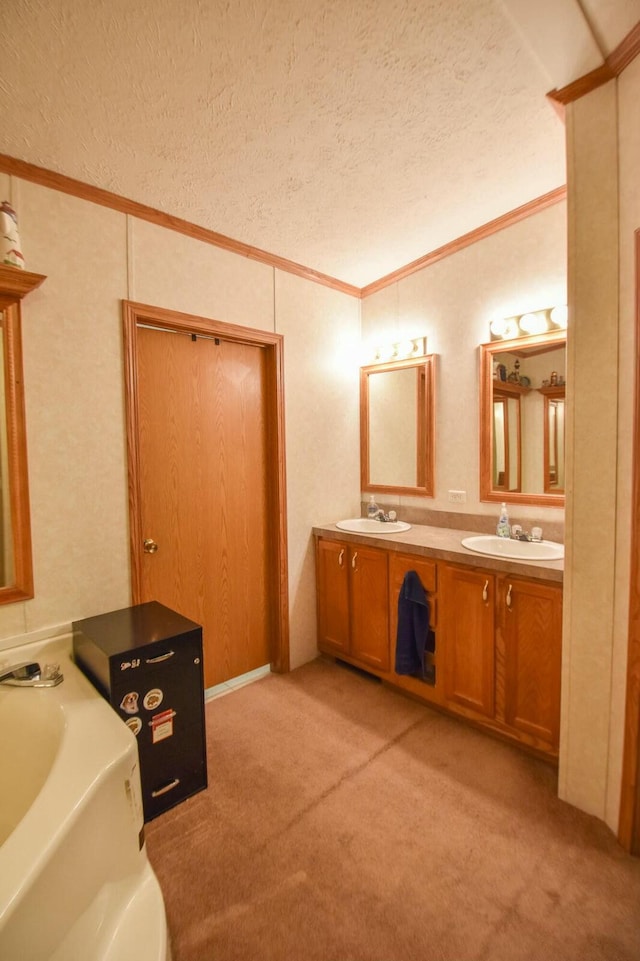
(73, 601, 208, 821)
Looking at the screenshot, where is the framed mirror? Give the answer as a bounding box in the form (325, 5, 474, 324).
(480, 330, 565, 507)
(0, 264, 46, 603)
(360, 354, 435, 496)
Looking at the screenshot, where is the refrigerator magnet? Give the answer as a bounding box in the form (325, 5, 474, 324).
(143, 688, 164, 711)
(120, 691, 140, 714)
(149, 708, 176, 744)
(126, 716, 142, 737)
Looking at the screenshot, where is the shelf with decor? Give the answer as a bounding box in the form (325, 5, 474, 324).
(537, 385, 566, 397)
(493, 380, 531, 395)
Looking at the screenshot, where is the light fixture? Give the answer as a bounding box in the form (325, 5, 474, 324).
(373, 336, 427, 363)
(489, 305, 567, 341)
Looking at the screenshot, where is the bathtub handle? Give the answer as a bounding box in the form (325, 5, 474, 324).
(145, 650, 175, 664)
(151, 778, 181, 798)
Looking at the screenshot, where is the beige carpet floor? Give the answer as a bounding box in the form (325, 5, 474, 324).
(146, 657, 640, 961)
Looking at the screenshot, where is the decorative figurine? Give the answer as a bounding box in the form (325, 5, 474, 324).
(1, 201, 25, 269)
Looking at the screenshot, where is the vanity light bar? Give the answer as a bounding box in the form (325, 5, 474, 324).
(489, 306, 567, 341)
(373, 336, 427, 362)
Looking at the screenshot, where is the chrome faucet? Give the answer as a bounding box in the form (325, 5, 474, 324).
(0, 660, 64, 687)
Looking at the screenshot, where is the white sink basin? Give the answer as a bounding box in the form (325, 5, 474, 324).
(461, 535, 564, 561)
(336, 518, 411, 534)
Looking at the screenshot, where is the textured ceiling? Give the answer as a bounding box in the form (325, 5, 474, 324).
(0, 0, 637, 287)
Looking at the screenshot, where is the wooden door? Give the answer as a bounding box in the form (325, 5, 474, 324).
(316, 539, 350, 656)
(123, 302, 289, 691)
(441, 564, 495, 718)
(349, 544, 390, 671)
(502, 577, 562, 748)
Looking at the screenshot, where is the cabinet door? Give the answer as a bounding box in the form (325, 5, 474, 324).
(389, 553, 437, 681)
(502, 578, 562, 748)
(441, 564, 495, 717)
(316, 539, 350, 655)
(349, 544, 390, 671)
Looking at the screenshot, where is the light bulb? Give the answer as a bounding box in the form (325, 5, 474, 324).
(550, 305, 568, 328)
(519, 312, 548, 335)
(503, 319, 519, 340)
(490, 318, 508, 338)
(397, 339, 415, 359)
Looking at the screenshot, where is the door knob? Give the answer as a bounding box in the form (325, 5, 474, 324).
(143, 538, 159, 554)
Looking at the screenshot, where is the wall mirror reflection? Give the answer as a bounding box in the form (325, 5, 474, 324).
(543, 387, 566, 493)
(0, 264, 46, 603)
(360, 354, 435, 496)
(480, 330, 565, 507)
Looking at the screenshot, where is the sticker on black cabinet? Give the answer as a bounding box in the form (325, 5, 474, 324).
(120, 692, 140, 714)
(150, 708, 176, 744)
(143, 688, 163, 711)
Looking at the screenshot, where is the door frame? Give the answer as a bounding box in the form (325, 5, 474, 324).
(620, 232, 640, 853)
(122, 300, 290, 674)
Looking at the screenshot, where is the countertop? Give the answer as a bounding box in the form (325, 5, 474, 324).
(312, 522, 564, 584)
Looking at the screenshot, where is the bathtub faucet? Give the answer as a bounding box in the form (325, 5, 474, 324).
(0, 660, 64, 687)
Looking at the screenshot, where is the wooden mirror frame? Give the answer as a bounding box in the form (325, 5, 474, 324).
(480, 329, 565, 507)
(360, 354, 435, 497)
(0, 264, 46, 603)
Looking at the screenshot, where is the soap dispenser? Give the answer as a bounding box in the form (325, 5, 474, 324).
(367, 495, 379, 519)
(496, 502, 510, 538)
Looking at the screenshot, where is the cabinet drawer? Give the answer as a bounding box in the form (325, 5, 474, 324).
(389, 554, 437, 631)
(140, 722, 207, 820)
(389, 553, 437, 594)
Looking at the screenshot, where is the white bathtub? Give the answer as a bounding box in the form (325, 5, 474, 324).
(0, 636, 170, 961)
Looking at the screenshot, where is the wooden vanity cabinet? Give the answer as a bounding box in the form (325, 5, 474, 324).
(316, 538, 390, 672)
(315, 537, 562, 760)
(440, 564, 495, 718)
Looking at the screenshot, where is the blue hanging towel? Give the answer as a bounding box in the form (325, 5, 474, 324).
(395, 570, 435, 678)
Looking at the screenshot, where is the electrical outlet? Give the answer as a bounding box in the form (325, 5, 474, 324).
(448, 490, 467, 504)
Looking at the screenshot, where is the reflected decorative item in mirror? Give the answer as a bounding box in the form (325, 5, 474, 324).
(0, 264, 46, 603)
(492, 383, 524, 492)
(540, 386, 565, 493)
(360, 354, 435, 496)
(480, 329, 565, 507)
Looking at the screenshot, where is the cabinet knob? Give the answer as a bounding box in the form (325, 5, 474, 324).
(143, 538, 159, 554)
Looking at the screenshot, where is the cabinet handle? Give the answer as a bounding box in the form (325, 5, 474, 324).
(482, 579, 489, 602)
(145, 650, 175, 664)
(351, 551, 358, 570)
(506, 584, 513, 610)
(151, 777, 181, 798)
(338, 549, 345, 567)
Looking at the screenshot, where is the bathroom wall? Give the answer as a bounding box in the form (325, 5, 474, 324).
(0, 175, 361, 670)
(560, 58, 640, 833)
(360, 199, 568, 529)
